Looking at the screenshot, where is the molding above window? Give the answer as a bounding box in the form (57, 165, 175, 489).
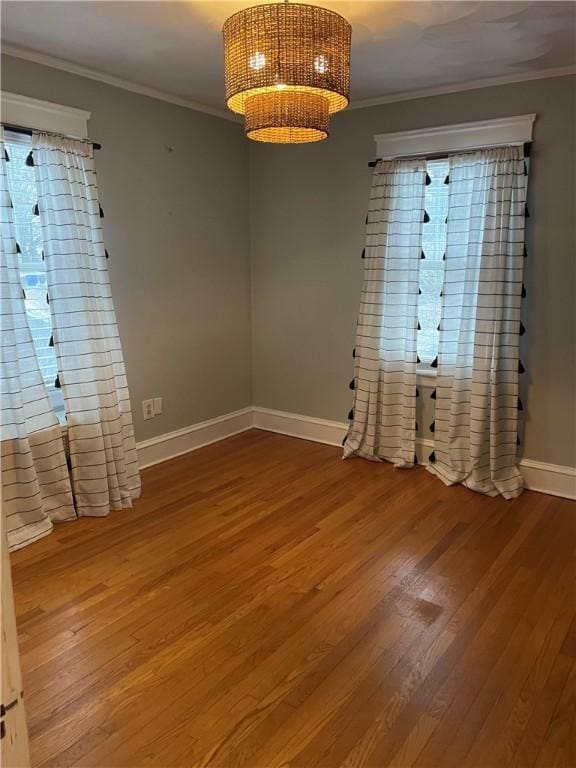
(374, 114, 536, 160)
(1, 91, 90, 139)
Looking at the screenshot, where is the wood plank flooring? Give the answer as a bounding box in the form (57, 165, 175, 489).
(10, 429, 576, 768)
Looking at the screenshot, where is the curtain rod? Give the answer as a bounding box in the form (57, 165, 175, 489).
(368, 140, 531, 167)
(1, 122, 102, 150)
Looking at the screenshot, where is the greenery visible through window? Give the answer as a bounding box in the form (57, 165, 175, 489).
(417, 158, 449, 371)
(5, 135, 63, 414)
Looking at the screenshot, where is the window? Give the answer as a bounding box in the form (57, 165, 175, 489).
(417, 158, 449, 371)
(5, 132, 64, 414)
(374, 115, 536, 379)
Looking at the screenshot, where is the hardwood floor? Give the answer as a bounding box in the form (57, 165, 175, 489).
(10, 429, 576, 768)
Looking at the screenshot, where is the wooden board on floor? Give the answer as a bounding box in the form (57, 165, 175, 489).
(10, 429, 576, 768)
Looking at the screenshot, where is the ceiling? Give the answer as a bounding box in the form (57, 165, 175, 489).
(2, 1, 575, 116)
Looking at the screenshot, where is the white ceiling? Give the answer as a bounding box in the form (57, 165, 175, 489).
(2, 1, 575, 116)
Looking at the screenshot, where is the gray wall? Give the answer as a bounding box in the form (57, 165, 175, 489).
(2, 54, 252, 442)
(250, 76, 576, 467)
(2, 55, 574, 468)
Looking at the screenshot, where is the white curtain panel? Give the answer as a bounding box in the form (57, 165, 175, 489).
(344, 158, 426, 466)
(1, 136, 76, 551)
(33, 133, 141, 517)
(428, 146, 527, 498)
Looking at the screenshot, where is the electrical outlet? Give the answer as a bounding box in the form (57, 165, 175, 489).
(153, 397, 163, 416)
(142, 399, 155, 420)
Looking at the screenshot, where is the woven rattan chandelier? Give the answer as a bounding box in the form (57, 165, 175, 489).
(223, 0, 351, 143)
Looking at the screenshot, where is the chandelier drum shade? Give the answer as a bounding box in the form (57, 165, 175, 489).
(223, 1, 351, 143)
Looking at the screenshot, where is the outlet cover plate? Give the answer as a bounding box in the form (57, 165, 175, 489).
(142, 399, 155, 420)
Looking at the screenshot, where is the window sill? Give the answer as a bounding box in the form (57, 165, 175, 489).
(417, 368, 437, 388)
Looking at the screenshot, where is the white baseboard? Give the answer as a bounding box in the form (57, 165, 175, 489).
(518, 458, 576, 500)
(252, 407, 576, 500)
(252, 407, 347, 447)
(136, 407, 253, 470)
(136, 406, 576, 500)
(253, 406, 434, 461)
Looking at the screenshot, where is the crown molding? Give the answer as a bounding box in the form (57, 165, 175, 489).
(1, 44, 238, 123)
(349, 66, 576, 110)
(3, 44, 575, 122)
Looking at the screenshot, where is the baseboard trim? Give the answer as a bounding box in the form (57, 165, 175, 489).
(252, 407, 347, 447)
(518, 458, 576, 500)
(252, 407, 576, 500)
(136, 407, 253, 469)
(136, 406, 575, 500)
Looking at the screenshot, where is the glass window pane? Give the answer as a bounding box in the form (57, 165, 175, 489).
(418, 159, 449, 366)
(5, 138, 61, 412)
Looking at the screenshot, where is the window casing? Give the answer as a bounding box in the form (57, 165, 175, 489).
(373, 114, 536, 381)
(2, 94, 89, 419)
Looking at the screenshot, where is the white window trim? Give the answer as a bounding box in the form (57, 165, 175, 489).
(374, 114, 536, 160)
(2, 95, 89, 429)
(1, 91, 90, 139)
(416, 369, 437, 389)
(374, 115, 536, 385)
(2, 93, 90, 419)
